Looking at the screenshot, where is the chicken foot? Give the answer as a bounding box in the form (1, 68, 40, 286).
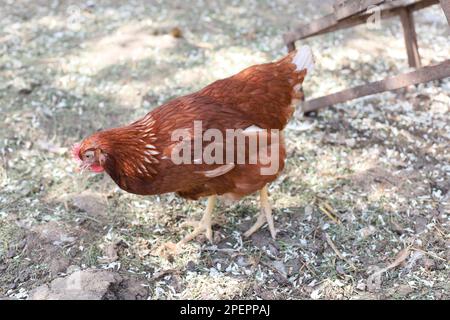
(179, 195, 216, 244)
(243, 186, 277, 239)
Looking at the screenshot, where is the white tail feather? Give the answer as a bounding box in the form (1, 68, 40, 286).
(293, 45, 314, 73)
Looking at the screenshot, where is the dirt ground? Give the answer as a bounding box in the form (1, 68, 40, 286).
(0, 0, 449, 300)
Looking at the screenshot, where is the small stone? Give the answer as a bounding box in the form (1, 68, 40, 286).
(271, 260, 287, 277)
(28, 269, 121, 300)
(72, 191, 107, 217)
(186, 261, 197, 272)
(6, 248, 16, 259)
(359, 225, 376, 239)
(49, 257, 70, 275)
(170, 27, 183, 38)
(414, 216, 428, 234)
(336, 263, 346, 275)
(99, 243, 119, 263)
(345, 138, 356, 147)
(422, 258, 435, 270)
(356, 281, 366, 291)
(397, 284, 413, 296)
(66, 265, 81, 274)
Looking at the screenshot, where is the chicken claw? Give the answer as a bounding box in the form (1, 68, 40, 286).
(178, 195, 216, 244)
(243, 185, 277, 239)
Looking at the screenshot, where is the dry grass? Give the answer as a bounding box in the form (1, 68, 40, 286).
(0, 0, 449, 299)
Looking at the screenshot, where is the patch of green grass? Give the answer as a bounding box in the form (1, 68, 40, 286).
(81, 243, 102, 267)
(0, 222, 24, 258)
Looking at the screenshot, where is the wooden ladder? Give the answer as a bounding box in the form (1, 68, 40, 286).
(283, 0, 450, 114)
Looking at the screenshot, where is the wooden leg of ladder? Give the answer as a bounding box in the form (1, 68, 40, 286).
(440, 0, 450, 25)
(399, 7, 421, 68)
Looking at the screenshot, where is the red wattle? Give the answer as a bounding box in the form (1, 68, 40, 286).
(90, 164, 104, 173)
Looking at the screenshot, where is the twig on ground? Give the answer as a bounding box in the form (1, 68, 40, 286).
(325, 233, 356, 270)
(151, 269, 181, 281)
(317, 200, 340, 224)
(366, 246, 412, 292)
(434, 225, 449, 239)
(203, 246, 239, 253)
(411, 247, 447, 262)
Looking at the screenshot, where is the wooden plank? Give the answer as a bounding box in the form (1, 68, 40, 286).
(383, 0, 438, 13)
(286, 41, 296, 52)
(440, 0, 450, 24)
(399, 8, 422, 68)
(283, 14, 338, 45)
(301, 60, 450, 113)
(284, 0, 438, 44)
(334, 0, 384, 20)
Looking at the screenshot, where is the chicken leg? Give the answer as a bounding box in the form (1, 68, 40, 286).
(179, 195, 216, 244)
(243, 185, 277, 239)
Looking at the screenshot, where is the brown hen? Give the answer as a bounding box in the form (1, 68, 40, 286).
(73, 46, 314, 245)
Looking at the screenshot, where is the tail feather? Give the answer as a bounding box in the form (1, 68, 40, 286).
(292, 45, 314, 74)
(201, 46, 315, 129)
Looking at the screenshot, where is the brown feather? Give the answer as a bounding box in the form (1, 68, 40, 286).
(78, 50, 307, 199)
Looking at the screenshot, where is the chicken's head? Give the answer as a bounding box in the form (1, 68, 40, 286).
(72, 139, 106, 173)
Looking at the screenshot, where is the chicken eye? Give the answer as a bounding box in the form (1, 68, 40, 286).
(84, 151, 94, 160)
